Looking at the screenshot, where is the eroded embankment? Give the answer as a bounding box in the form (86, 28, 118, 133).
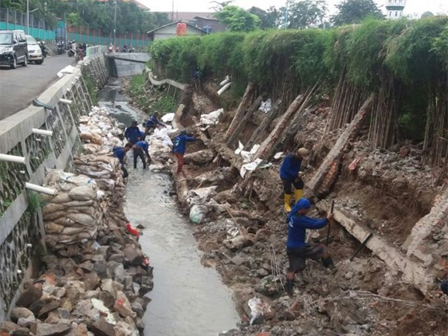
(1, 107, 153, 336)
(134, 77, 448, 336)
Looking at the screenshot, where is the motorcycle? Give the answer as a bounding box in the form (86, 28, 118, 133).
(67, 48, 76, 57)
(57, 43, 65, 55)
(38, 42, 48, 58)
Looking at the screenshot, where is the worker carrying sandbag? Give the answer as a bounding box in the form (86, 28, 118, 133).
(133, 140, 151, 169)
(124, 120, 141, 144)
(280, 147, 309, 212)
(172, 130, 196, 174)
(285, 198, 335, 296)
(143, 113, 166, 138)
(113, 143, 132, 178)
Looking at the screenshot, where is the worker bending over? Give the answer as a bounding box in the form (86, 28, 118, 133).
(285, 198, 335, 296)
(280, 147, 309, 212)
(133, 140, 151, 169)
(173, 130, 196, 174)
(144, 113, 165, 138)
(113, 143, 132, 178)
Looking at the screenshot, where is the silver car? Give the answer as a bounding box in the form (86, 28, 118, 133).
(26, 35, 43, 64)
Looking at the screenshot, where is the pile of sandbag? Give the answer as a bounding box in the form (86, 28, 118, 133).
(74, 154, 125, 195)
(79, 106, 125, 152)
(42, 169, 103, 250)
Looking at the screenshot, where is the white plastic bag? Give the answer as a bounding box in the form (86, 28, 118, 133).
(189, 204, 209, 224)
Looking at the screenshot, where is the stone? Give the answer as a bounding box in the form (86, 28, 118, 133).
(344, 272, 354, 280)
(100, 279, 117, 299)
(38, 300, 60, 319)
(16, 282, 43, 308)
(89, 318, 116, 336)
(65, 281, 85, 301)
(113, 264, 126, 284)
(1, 321, 20, 333)
(78, 261, 94, 273)
(73, 300, 93, 317)
(58, 308, 71, 320)
(124, 276, 133, 291)
(255, 276, 283, 297)
(29, 299, 49, 316)
(84, 290, 100, 299)
(44, 311, 61, 324)
(17, 314, 36, 328)
(11, 307, 35, 322)
(108, 254, 125, 264)
(135, 319, 145, 333)
(131, 301, 143, 317)
(122, 246, 143, 266)
(113, 291, 136, 318)
(98, 291, 115, 309)
(67, 323, 89, 336)
(11, 327, 33, 336)
(36, 322, 71, 336)
(94, 261, 111, 279)
(83, 272, 100, 291)
(55, 287, 66, 299)
(114, 321, 138, 336)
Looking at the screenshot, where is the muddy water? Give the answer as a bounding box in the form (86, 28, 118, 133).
(100, 79, 240, 335)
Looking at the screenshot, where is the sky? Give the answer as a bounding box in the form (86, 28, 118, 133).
(141, 0, 448, 16)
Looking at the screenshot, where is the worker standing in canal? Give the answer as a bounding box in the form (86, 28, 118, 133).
(285, 198, 335, 296)
(125, 121, 141, 144)
(113, 143, 132, 178)
(280, 148, 309, 212)
(173, 130, 196, 174)
(133, 140, 152, 169)
(144, 113, 166, 138)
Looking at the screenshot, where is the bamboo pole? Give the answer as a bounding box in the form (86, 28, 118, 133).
(225, 83, 255, 141)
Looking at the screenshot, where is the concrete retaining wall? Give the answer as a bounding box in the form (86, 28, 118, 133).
(0, 54, 108, 322)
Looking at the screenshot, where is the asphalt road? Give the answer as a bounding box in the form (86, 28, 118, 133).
(0, 55, 75, 120)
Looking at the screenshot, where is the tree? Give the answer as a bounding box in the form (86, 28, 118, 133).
(287, 0, 328, 29)
(214, 6, 261, 32)
(421, 11, 434, 19)
(332, 0, 384, 26)
(248, 6, 280, 29)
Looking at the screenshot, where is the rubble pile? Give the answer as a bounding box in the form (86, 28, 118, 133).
(1, 107, 153, 336)
(157, 82, 448, 335)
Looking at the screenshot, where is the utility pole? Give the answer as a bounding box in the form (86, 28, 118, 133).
(26, 0, 29, 34)
(113, 0, 117, 52)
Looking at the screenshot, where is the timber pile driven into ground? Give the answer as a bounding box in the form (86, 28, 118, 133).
(135, 75, 448, 336)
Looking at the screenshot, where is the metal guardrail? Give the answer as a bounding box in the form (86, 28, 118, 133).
(85, 45, 108, 58)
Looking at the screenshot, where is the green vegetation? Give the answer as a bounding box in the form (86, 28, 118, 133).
(83, 75, 98, 106)
(214, 5, 261, 32)
(126, 74, 178, 115)
(151, 16, 448, 164)
(27, 192, 41, 215)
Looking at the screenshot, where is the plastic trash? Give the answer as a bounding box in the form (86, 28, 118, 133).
(240, 158, 263, 178)
(260, 98, 272, 113)
(189, 204, 209, 224)
(247, 296, 271, 325)
(200, 108, 224, 125)
(161, 113, 175, 123)
(126, 223, 140, 237)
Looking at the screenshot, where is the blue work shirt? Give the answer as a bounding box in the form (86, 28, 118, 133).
(173, 134, 196, 155)
(280, 154, 302, 180)
(145, 115, 164, 129)
(125, 126, 141, 143)
(113, 147, 126, 164)
(135, 141, 149, 152)
(286, 214, 328, 248)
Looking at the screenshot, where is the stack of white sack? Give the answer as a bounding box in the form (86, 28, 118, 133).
(74, 154, 125, 197)
(78, 106, 125, 154)
(42, 169, 103, 251)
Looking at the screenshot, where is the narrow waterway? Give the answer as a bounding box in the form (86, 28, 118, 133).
(99, 79, 240, 335)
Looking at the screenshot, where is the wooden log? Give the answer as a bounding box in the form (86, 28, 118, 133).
(255, 85, 318, 161)
(225, 83, 255, 141)
(226, 95, 263, 147)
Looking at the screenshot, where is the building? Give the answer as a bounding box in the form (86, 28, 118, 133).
(147, 21, 207, 42)
(385, 0, 406, 19)
(155, 12, 227, 33)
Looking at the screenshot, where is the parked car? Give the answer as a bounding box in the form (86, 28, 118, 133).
(0, 29, 28, 69)
(26, 35, 43, 65)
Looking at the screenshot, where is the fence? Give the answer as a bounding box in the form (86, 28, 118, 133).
(66, 26, 149, 48)
(0, 7, 55, 40)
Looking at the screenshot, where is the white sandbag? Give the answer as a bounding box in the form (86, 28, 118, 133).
(61, 226, 89, 235)
(67, 213, 97, 227)
(69, 185, 97, 201)
(45, 222, 64, 234)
